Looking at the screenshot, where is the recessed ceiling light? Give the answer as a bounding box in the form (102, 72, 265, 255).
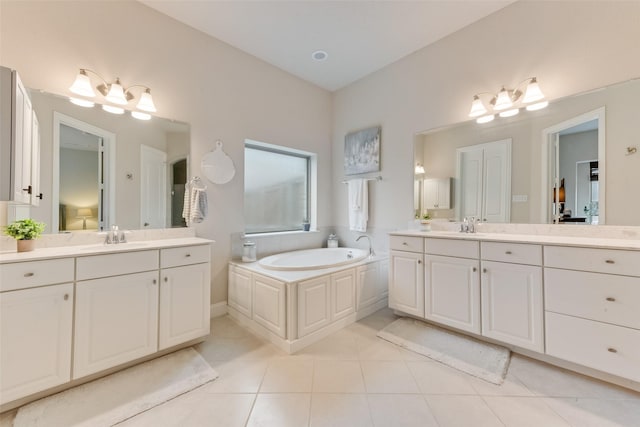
(311, 50, 328, 61)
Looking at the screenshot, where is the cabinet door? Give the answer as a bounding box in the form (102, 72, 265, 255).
(331, 269, 356, 321)
(0, 283, 73, 404)
(481, 261, 543, 351)
(425, 255, 480, 334)
(298, 275, 331, 337)
(357, 262, 380, 310)
(424, 178, 451, 209)
(252, 273, 286, 337)
(389, 250, 424, 317)
(159, 263, 210, 350)
(74, 271, 159, 379)
(228, 265, 252, 317)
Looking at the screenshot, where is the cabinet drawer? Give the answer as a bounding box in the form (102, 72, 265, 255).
(545, 268, 640, 330)
(481, 242, 542, 265)
(0, 258, 74, 291)
(425, 238, 479, 259)
(544, 246, 640, 276)
(77, 250, 158, 281)
(390, 235, 423, 253)
(161, 244, 210, 268)
(546, 312, 640, 382)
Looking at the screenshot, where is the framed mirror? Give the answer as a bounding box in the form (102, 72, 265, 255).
(28, 90, 190, 233)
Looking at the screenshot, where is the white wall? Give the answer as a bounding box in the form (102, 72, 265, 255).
(332, 1, 640, 234)
(0, 0, 332, 305)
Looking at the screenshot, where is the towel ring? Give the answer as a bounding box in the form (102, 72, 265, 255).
(202, 140, 235, 184)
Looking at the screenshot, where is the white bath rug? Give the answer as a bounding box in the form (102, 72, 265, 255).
(13, 347, 218, 427)
(377, 317, 510, 384)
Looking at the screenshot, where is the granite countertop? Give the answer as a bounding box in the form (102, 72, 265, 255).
(0, 237, 214, 264)
(390, 230, 640, 251)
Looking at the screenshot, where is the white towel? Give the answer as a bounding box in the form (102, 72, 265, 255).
(348, 178, 368, 232)
(182, 187, 208, 227)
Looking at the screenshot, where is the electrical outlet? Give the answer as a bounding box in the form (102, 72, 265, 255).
(512, 195, 528, 203)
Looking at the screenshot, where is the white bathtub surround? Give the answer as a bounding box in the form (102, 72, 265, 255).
(13, 348, 218, 427)
(378, 317, 511, 385)
(259, 247, 368, 271)
(228, 249, 388, 353)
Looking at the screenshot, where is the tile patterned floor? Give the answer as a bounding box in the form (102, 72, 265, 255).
(2, 308, 639, 426)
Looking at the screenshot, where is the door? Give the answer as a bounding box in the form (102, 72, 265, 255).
(73, 271, 159, 378)
(159, 263, 210, 350)
(425, 254, 480, 334)
(458, 149, 483, 219)
(0, 283, 73, 404)
(481, 261, 543, 351)
(140, 144, 167, 228)
(298, 275, 331, 337)
(389, 250, 424, 317)
(30, 111, 41, 206)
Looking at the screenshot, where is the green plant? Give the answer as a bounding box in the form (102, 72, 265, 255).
(4, 219, 46, 240)
(420, 212, 431, 220)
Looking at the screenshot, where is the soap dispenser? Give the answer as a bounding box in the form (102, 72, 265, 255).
(327, 233, 338, 248)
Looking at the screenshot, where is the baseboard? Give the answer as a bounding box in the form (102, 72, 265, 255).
(210, 301, 228, 318)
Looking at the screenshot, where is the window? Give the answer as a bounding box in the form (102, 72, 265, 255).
(244, 140, 315, 234)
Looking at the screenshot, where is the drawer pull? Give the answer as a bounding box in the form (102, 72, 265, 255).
(606, 297, 616, 302)
(605, 259, 615, 264)
(185, 253, 191, 257)
(402, 242, 408, 246)
(505, 251, 512, 255)
(63, 294, 69, 301)
(23, 272, 35, 277)
(607, 347, 618, 353)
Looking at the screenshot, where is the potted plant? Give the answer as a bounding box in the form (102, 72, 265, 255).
(3, 218, 46, 252)
(418, 212, 431, 224)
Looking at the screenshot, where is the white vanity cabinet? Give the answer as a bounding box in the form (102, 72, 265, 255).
(0, 259, 74, 405)
(425, 238, 480, 334)
(389, 236, 424, 317)
(544, 246, 640, 382)
(159, 245, 211, 350)
(480, 242, 544, 352)
(73, 250, 160, 378)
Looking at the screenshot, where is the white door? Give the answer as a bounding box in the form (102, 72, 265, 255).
(140, 144, 167, 228)
(73, 271, 159, 379)
(482, 142, 511, 223)
(0, 283, 73, 404)
(159, 263, 210, 350)
(228, 265, 252, 318)
(30, 111, 41, 206)
(389, 250, 424, 317)
(298, 275, 331, 337)
(481, 261, 543, 351)
(331, 269, 356, 321)
(425, 254, 480, 334)
(252, 273, 286, 337)
(458, 149, 483, 219)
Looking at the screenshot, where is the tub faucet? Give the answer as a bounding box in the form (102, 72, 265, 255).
(356, 235, 376, 257)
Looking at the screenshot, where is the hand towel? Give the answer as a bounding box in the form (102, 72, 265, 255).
(183, 186, 208, 227)
(348, 178, 368, 232)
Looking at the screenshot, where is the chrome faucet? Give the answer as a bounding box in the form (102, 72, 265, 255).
(460, 217, 478, 233)
(356, 235, 376, 257)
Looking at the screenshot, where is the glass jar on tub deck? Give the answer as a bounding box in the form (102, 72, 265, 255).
(242, 241, 257, 262)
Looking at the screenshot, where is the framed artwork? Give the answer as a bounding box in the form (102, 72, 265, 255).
(344, 126, 381, 175)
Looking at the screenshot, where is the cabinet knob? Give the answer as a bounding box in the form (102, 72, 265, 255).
(607, 347, 618, 353)
(505, 251, 512, 255)
(24, 272, 34, 277)
(22, 185, 32, 194)
(417, 259, 422, 264)
(605, 259, 615, 264)
(37, 193, 43, 200)
(606, 297, 616, 302)
(164, 277, 168, 282)
(152, 279, 157, 285)
(472, 267, 477, 272)
(483, 268, 487, 273)
(63, 294, 69, 301)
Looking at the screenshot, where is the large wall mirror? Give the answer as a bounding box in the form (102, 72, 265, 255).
(28, 90, 190, 233)
(414, 77, 639, 226)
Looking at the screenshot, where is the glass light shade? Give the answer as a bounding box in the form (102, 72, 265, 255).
(76, 208, 92, 218)
(69, 70, 96, 97)
(468, 96, 487, 118)
(493, 88, 513, 110)
(131, 111, 151, 121)
(476, 114, 495, 124)
(136, 90, 157, 112)
(415, 164, 425, 174)
(526, 100, 549, 111)
(69, 97, 95, 108)
(105, 80, 128, 105)
(102, 104, 124, 115)
(522, 78, 545, 103)
(499, 108, 519, 118)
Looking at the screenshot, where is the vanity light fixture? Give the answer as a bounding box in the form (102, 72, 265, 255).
(69, 68, 157, 117)
(469, 77, 548, 124)
(415, 163, 425, 175)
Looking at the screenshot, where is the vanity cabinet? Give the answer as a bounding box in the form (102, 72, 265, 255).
(480, 242, 544, 352)
(159, 245, 211, 350)
(423, 178, 451, 209)
(425, 238, 480, 334)
(389, 235, 424, 317)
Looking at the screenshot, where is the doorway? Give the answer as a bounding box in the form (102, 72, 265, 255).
(171, 158, 188, 227)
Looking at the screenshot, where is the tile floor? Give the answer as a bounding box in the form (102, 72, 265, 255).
(1, 308, 639, 426)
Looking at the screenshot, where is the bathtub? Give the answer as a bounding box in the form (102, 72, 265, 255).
(258, 247, 368, 271)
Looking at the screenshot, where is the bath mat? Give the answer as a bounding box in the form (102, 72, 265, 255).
(378, 317, 510, 384)
(13, 347, 218, 427)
